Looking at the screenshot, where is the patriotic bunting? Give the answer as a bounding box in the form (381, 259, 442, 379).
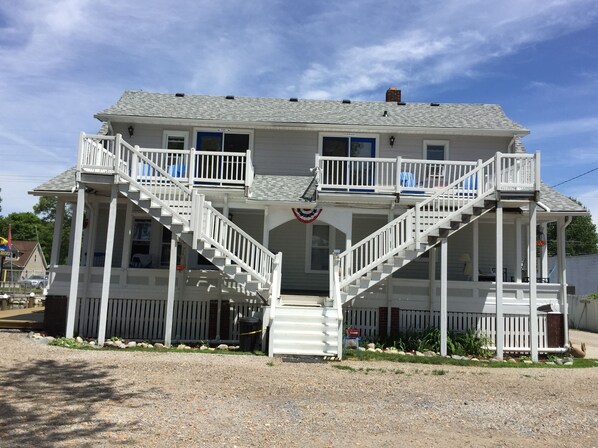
(292, 208, 322, 224)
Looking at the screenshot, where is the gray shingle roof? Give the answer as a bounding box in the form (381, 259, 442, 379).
(250, 175, 316, 203)
(31, 167, 77, 193)
(540, 182, 587, 213)
(96, 91, 528, 133)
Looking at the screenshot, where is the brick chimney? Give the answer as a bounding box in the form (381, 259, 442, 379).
(385, 87, 401, 102)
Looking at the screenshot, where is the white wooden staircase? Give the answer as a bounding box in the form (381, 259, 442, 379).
(78, 133, 282, 303)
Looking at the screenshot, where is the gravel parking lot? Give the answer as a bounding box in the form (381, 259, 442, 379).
(1, 330, 597, 447)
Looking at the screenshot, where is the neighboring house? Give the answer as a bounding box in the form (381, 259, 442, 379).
(1, 240, 48, 283)
(32, 87, 587, 361)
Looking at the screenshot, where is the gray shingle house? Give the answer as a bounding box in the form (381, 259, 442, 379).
(32, 87, 586, 360)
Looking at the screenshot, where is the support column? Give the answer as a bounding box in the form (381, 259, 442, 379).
(495, 204, 504, 360)
(121, 202, 133, 269)
(515, 218, 522, 283)
(473, 220, 479, 299)
(163, 233, 178, 347)
(440, 239, 448, 357)
(262, 207, 270, 248)
(528, 202, 538, 362)
(558, 217, 569, 346)
(66, 186, 86, 338)
(97, 185, 118, 346)
(540, 222, 548, 281)
(49, 199, 65, 284)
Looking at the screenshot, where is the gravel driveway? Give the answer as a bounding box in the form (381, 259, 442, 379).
(1, 330, 597, 447)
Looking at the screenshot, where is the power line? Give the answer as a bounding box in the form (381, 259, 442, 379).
(552, 166, 598, 188)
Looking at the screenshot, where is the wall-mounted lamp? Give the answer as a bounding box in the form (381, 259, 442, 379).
(128, 125, 134, 137)
(389, 135, 395, 147)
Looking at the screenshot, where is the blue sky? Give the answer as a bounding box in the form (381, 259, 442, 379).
(1, 0, 598, 226)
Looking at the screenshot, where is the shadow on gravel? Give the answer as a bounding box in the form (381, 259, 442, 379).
(0, 358, 144, 446)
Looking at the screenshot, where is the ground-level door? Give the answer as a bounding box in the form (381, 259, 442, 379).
(270, 219, 345, 294)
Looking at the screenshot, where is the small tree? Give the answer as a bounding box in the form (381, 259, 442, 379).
(547, 199, 598, 256)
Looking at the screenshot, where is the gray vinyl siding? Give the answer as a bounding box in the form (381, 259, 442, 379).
(253, 129, 318, 175)
(111, 122, 515, 176)
(230, 209, 264, 244)
(269, 220, 345, 293)
(379, 134, 513, 161)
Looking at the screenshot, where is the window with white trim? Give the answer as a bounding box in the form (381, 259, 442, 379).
(423, 140, 449, 160)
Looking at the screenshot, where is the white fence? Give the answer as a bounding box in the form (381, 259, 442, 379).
(345, 308, 550, 351)
(75, 296, 262, 343)
(568, 295, 598, 332)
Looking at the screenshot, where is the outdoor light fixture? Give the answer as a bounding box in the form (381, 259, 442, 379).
(128, 125, 134, 137)
(389, 135, 395, 147)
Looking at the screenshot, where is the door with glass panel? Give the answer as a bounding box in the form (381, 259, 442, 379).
(196, 131, 249, 185)
(322, 136, 376, 190)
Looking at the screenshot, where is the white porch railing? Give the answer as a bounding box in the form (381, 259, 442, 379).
(316, 155, 479, 194)
(332, 152, 539, 300)
(79, 134, 254, 189)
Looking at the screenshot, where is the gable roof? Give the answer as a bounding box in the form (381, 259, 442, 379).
(96, 91, 528, 135)
(2, 240, 47, 270)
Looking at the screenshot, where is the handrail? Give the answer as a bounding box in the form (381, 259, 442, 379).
(336, 152, 539, 293)
(79, 133, 278, 292)
(200, 200, 277, 285)
(317, 155, 479, 193)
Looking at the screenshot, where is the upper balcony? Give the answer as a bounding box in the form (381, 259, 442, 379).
(78, 133, 539, 200)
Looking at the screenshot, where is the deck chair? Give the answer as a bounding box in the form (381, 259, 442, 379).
(399, 171, 423, 194)
(167, 163, 186, 178)
(130, 253, 152, 268)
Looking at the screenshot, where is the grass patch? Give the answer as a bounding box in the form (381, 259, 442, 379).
(332, 365, 357, 372)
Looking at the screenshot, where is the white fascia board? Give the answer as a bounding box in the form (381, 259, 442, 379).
(96, 114, 529, 138)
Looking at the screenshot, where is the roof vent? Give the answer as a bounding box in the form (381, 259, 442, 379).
(383, 110, 388, 117)
(226, 95, 235, 100)
(397, 101, 406, 106)
(342, 99, 351, 104)
(175, 93, 185, 97)
(430, 102, 440, 107)
(289, 97, 298, 102)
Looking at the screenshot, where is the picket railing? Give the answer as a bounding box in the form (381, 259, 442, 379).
(316, 155, 479, 193)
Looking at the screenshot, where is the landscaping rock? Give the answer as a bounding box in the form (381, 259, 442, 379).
(127, 341, 137, 348)
(415, 351, 424, 357)
(75, 336, 84, 344)
(366, 343, 376, 350)
(199, 345, 209, 350)
(154, 343, 165, 349)
(423, 350, 435, 357)
(216, 344, 229, 350)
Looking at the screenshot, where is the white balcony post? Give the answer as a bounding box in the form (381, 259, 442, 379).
(395, 156, 402, 193)
(114, 134, 122, 173)
(76, 132, 85, 173)
(97, 184, 118, 346)
(440, 238, 448, 357)
(540, 222, 548, 281)
(495, 203, 504, 360)
(495, 152, 502, 191)
(476, 159, 483, 196)
(66, 185, 86, 338)
(528, 201, 538, 362)
(414, 206, 421, 250)
(188, 147, 196, 188)
(164, 233, 178, 347)
(428, 247, 437, 313)
(314, 154, 321, 190)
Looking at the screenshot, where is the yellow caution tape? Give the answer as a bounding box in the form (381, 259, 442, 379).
(239, 329, 263, 336)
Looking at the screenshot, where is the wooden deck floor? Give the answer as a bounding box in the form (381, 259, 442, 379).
(0, 307, 44, 330)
